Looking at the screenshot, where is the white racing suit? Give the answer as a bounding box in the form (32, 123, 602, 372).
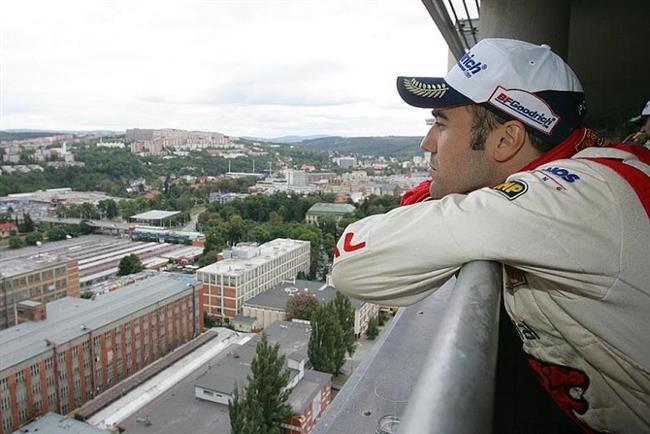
(332, 141, 650, 433)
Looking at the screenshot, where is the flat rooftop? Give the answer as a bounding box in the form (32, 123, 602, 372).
(1, 189, 119, 205)
(0, 235, 157, 278)
(0, 273, 198, 372)
(244, 279, 363, 310)
(306, 203, 356, 214)
(130, 210, 180, 220)
(197, 238, 309, 277)
(11, 412, 110, 434)
(119, 321, 330, 434)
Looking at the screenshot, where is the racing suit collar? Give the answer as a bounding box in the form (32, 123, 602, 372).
(522, 128, 607, 171)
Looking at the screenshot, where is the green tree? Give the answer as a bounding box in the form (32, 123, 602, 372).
(285, 292, 320, 321)
(19, 213, 35, 233)
(197, 250, 219, 268)
(203, 311, 216, 328)
(79, 220, 94, 235)
(9, 235, 24, 249)
(228, 334, 292, 434)
(308, 302, 344, 374)
(97, 199, 119, 219)
(333, 292, 357, 357)
(118, 254, 143, 276)
(46, 226, 68, 241)
(366, 316, 379, 340)
(228, 387, 253, 434)
(25, 232, 44, 246)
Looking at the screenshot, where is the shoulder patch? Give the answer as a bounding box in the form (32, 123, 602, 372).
(493, 180, 528, 200)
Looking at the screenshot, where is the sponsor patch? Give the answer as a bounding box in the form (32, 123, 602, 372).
(542, 166, 580, 183)
(457, 52, 488, 78)
(488, 86, 560, 134)
(494, 180, 528, 200)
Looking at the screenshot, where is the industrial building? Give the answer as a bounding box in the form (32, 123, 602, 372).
(196, 239, 310, 320)
(0, 249, 80, 330)
(119, 321, 331, 434)
(241, 279, 380, 337)
(304, 203, 356, 225)
(0, 274, 202, 434)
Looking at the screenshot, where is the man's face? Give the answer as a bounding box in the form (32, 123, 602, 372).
(421, 105, 496, 199)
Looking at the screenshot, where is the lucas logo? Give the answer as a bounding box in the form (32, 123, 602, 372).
(457, 52, 488, 78)
(543, 167, 580, 183)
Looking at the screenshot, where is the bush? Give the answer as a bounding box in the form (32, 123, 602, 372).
(9, 235, 24, 249)
(366, 317, 379, 340)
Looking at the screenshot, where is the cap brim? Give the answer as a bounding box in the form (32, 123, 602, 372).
(397, 76, 473, 108)
(629, 115, 649, 126)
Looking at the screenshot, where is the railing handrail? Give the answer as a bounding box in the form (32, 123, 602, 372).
(399, 261, 502, 434)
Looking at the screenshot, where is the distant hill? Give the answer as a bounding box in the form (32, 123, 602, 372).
(299, 136, 423, 157)
(0, 131, 67, 142)
(242, 135, 331, 144)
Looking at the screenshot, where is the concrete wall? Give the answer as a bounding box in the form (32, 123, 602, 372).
(479, 0, 649, 138)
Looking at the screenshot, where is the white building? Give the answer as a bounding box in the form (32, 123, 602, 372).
(196, 239, 310, 320)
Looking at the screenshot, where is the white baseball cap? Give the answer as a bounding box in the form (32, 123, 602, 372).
(397, 38, 587, 145)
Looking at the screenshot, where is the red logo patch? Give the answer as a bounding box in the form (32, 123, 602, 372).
(334, 232, 366, 258)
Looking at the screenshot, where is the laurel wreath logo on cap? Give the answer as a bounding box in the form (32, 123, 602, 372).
(403, 78, 449, 98)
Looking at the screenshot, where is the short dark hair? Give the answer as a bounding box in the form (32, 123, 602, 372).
(468, 105, 553, 153)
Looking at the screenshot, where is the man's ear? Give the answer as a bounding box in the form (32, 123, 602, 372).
(493, 120, 527, 163)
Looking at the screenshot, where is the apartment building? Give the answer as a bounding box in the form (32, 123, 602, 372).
(0, 274, 202, 434)
(196, 239, 310, 320)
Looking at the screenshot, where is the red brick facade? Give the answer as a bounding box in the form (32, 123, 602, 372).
(0, 289, 201, 433)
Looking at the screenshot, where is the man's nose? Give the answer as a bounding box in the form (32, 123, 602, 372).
(420, 126, 438, 153)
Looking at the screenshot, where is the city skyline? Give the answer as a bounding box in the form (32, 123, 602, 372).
(1, 1, 455, 138)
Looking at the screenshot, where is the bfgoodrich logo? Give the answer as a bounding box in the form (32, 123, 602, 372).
(488, 86, 560, 133)
(457, 52, 488, 78)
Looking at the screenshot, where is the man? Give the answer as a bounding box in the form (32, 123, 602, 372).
(624, 100, 650, 147)
(332, 39, 649, 433)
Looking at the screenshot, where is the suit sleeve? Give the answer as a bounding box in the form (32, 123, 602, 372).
(331, 160, 620, 305)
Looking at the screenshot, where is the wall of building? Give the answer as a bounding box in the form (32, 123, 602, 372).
(0, 288, 201, 434)
(283, 379, 332, 434)
(242, 306, 285, 329)
(480, 0, 649, 136)
(1, 260, 80, 330)
(199, 242, 310, 320)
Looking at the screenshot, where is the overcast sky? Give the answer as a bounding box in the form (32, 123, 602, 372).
(1, 0, 452, 137)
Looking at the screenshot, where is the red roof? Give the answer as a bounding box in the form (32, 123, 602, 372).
(0, 222, 17, 231)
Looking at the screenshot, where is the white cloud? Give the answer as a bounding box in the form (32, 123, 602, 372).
(0, 0, 450, 136)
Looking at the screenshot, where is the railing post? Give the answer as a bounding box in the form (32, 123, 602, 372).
(399, 261, 502, 434)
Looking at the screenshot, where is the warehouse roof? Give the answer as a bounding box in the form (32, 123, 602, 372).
(0, 273, 197, 372)
(244, 279, 363, 310)
(130, 210, 180, 220)
(306, 203, 355, 215)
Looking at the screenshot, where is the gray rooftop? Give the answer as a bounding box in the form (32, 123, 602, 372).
(11, 412, 110, 434)
(130, 210, 180, 220)
(0, 235, 131, 278)
(244, 279, 363, 311)
(120, 321, 330, 434)
(0, 273, 197, 372)
(306, 203, 356, 215)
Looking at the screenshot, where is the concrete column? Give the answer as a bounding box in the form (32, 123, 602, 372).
(480, 0, 571, 60)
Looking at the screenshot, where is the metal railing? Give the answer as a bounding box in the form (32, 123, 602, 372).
(399, 261, 502, 434)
